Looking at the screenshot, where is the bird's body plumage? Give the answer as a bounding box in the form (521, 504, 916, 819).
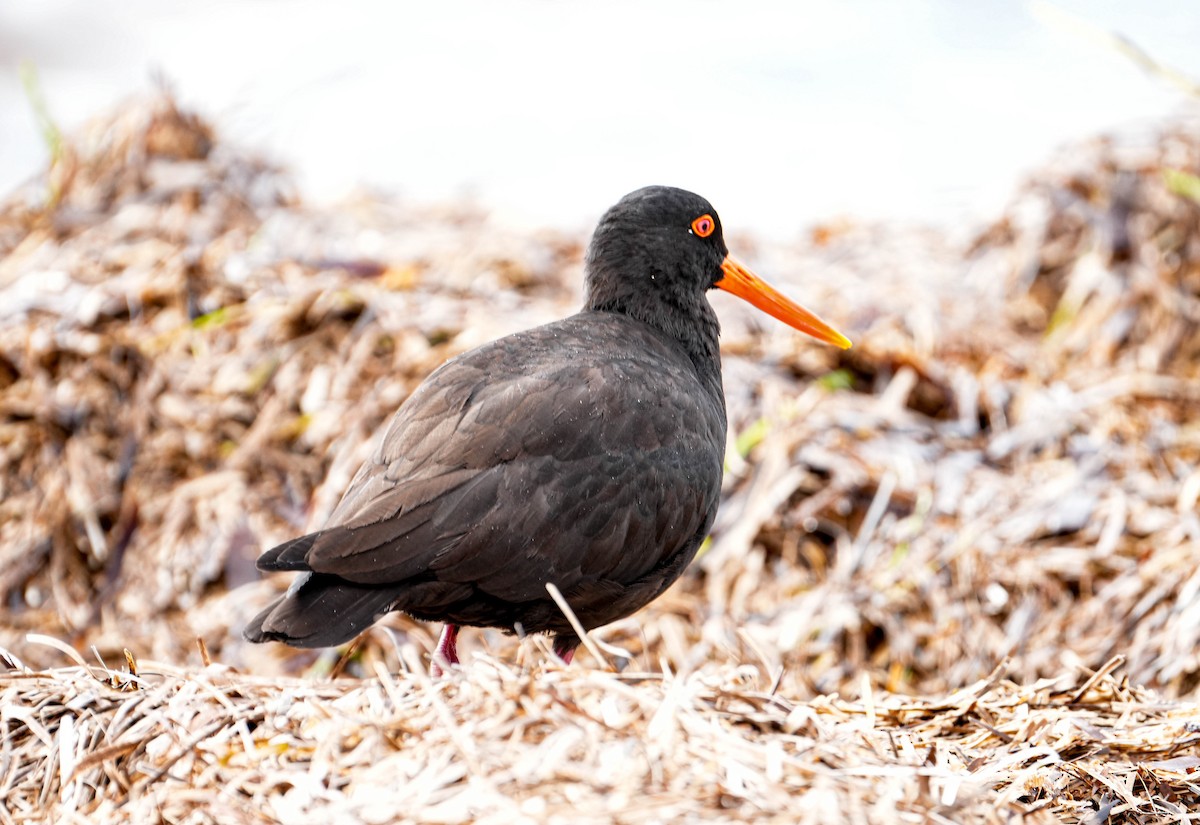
(246, 311, 725, 651)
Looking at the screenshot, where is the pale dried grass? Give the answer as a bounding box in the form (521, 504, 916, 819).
(3, 641, 1199, 824)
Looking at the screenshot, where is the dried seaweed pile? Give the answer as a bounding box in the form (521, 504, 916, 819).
(3, 644, 1199, 824)
(3, 97, 1200, 822)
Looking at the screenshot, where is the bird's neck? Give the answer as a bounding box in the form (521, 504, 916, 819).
(585, 278, 725, 394)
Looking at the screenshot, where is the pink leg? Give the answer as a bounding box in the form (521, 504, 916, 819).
(552, 636, 577, 665)
(431, 624, 460, 674)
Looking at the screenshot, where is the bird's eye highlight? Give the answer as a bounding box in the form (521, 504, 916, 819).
(691, 214, 715, 238)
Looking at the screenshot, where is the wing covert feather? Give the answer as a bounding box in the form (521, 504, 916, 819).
(301, 314, 726, 601)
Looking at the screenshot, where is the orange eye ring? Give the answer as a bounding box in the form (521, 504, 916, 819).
(691, 214, 715, 238)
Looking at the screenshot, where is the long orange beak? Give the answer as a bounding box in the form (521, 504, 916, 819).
(717, 256, 852, 349)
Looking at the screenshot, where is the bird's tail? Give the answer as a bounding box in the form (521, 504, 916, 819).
(243, 572, 398, 648)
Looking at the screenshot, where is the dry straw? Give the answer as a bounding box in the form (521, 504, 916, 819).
(3, 642, 1200, 823)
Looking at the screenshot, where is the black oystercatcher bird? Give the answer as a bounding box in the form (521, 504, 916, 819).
(245, 186, 850, 667)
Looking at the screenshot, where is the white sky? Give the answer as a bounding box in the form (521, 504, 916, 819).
(1, 0, 1197, 238)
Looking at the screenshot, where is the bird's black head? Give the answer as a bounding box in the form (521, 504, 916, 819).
(585, 186, 729, 308)
(583, 185, 852, 372)
(583, 186, 730, 365)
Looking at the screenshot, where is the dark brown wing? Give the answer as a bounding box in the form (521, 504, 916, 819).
(253, 311, 727, 637)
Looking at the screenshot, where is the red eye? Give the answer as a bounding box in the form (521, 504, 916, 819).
(691, 214, 715, 238)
